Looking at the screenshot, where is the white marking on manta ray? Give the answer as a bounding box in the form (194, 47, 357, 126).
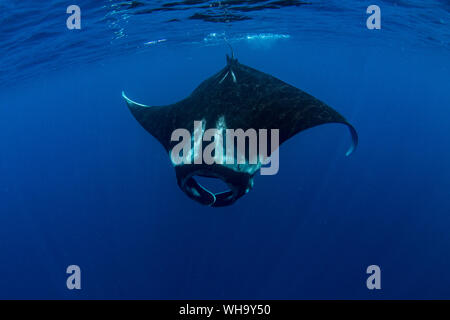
(219, 71, 229, 84)
(219, 70, 237, 84)
(230, 70, 237, 83)
(211, 116, 226, 164)
(182, 120, 206, 164)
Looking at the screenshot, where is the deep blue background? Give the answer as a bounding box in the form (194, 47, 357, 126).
(1, 2, 450, 299)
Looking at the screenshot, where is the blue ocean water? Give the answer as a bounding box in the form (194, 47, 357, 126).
(0, 1, 449, 299)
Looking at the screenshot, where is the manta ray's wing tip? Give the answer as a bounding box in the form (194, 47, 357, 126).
(345, 124, 358, 157)
(121, 91, 150, 108)
(121, 90, 129, 102)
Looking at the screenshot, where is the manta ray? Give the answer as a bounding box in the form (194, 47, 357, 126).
(122, 54, 358, 207)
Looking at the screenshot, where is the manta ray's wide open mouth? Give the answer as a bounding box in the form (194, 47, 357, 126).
(175, 165, 253, 207)
(194, 176, 230, 194)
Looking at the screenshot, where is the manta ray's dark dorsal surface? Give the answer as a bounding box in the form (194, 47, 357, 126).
(123, 55, 358, 207)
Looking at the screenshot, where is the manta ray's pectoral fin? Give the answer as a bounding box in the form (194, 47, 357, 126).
(122, 91, 150, 108)
(346, 124, 358, 157)
(122, 91, 172, 151)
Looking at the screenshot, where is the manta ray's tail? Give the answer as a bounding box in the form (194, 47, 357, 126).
(224, 37, 234, 59)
